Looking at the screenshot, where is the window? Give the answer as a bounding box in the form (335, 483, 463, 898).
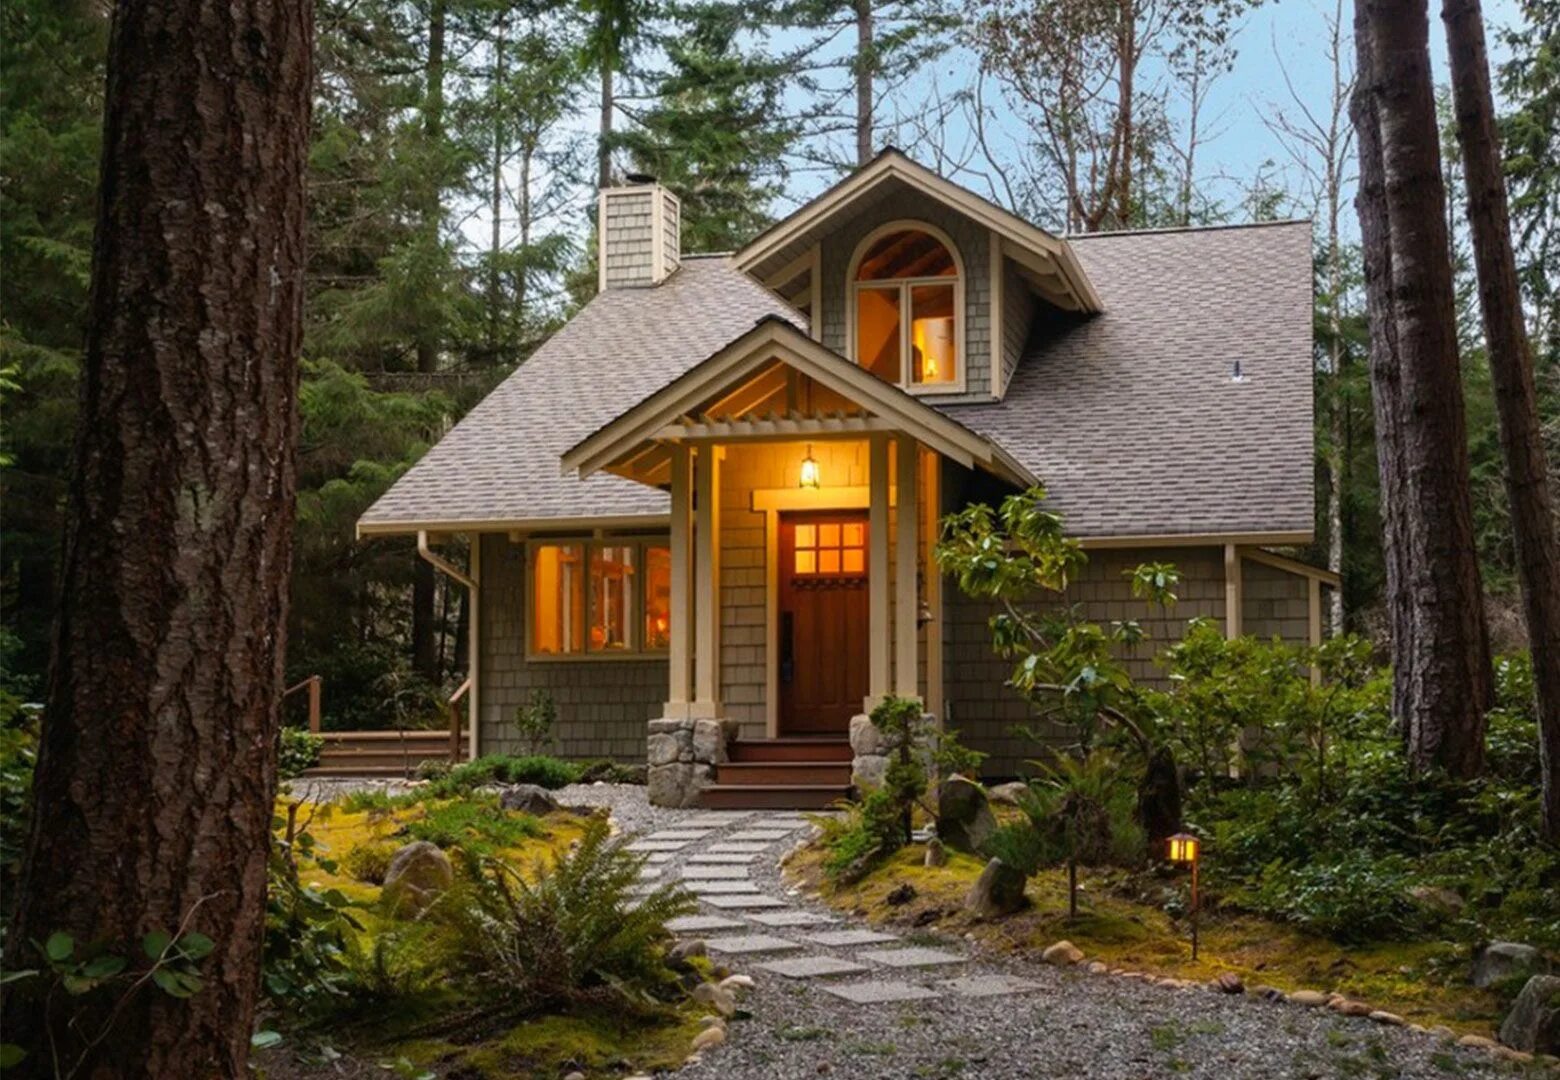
(793, 520, 866, 577)
(852, 226, 960, 390)
(530, 538, 670, 657)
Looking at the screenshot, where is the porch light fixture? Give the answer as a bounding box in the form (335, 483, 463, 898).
(799, 445, 821, 489)
(1167, 832, 1201, 960)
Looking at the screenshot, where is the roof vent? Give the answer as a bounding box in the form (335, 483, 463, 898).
(597, 180, 681, 291)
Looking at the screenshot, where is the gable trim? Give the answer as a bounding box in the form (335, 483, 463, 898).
(734, 150, 1103, 313)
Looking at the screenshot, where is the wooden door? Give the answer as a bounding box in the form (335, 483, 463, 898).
(779, 512, 870, 735)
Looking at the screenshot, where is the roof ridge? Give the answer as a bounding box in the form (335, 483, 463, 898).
(1065, 218, 1312, 240)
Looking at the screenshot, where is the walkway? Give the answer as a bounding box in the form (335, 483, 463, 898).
(611, 805, 1517, 1080)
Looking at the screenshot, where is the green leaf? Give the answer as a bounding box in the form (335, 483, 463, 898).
(81, 954, 127, 979)
(178, 932, 215, 960)
(151, 968, 194, 998)
(250, 1030, 284, 1050)
(44, 932, 73, 962)
(61, 974, 97, 995)
(0, 1043, 27, 1068)
(142, 929, 172, 959)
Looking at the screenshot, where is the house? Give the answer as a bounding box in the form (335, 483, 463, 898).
(358, 149, 1330, 808)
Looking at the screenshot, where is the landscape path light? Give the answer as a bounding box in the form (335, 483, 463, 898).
(1167, 832, 1201, 960)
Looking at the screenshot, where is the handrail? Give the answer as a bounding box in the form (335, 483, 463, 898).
(448, 677, 472, 759)
(282, 675, 323, 733)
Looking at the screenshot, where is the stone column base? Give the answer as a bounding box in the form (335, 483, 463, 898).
(646, 716, 737, 807)
(848, 711, 937, 791)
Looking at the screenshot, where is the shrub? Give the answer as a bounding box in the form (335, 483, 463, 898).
(264, 802, 363, 1011)
(278, 726, 324, 779)
(341, 841, 399, 885)
(439, 816, 694, 1015)
(427, 753, 582, 796)
(1, 693, 38, 911)
(512, 688, 557, 755)
(406, 797, 544, 855)
(339, 787, 422, 815)
(1249, 851, 1419, 943)
(816, 788, 907, 881)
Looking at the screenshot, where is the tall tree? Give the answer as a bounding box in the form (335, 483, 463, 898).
(1443, 0, 1560, 837)
(1350, 0, 1492, 777)
(581, 0, 651, 188)
(2, 0, 311, 1074)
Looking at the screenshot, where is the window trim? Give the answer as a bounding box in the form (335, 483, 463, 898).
(845, 219, 967, 396)
(525, 536, 672, 662)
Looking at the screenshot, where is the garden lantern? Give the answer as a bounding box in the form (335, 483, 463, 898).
(798, 445, 821, 489)
(1167, 832, 1201, 960)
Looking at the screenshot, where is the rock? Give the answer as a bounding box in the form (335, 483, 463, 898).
(849, 713, 888, 757)
(964, 857, 1028, 918)
(380, 841, 454, 917)
(1369, 1011, 1407, 1027)
(497, 783, 559, 815)
(924, 837, 948, 868)
(1499, 974, 1560, 1054)
(668, 939, 707, 965)
(647, 762, 697, 808)
(564, 1073, 585, 1080)
(1251, 985, 1287, 1003)
(1459, 1034, 1501, 1051)
(1086, 961, 1108, 975)
(698, 1015, 726, 1030)
(1429, 1025, 1456, 1040)
(1214, 973, 1245, 995)
(647, 732, 684, 767)
(692, 718, 729, 764)
(1042, 940, 1084, 966)
(987, 781, 1030, 806)
(911, 908, 942, 927)
(886, 883, 917, 907)
(692, 982, 736, 1017)
(1290, 990, 1330, 1007)
(936, 776, 997, 855)
(1406, 884, 1466, 918)
(851, 753, 889, 790)
(1330, 999, 1373, 1017)
(719, 974, 754, 992)
(690, 1026, 726, 1052)
(1473, 942, 1548, 988)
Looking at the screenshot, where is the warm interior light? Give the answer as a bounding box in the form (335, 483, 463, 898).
(1167, 833, 1200, 864)
(799, 445, 821, 489)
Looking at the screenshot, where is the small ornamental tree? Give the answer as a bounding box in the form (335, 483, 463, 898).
(935, 486, 1183, 855)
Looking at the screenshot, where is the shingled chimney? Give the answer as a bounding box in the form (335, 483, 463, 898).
(597, 174, 681, 290)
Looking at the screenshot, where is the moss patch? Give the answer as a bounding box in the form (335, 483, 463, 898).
(410, 1006, 706, 1078)
(787, 841, 1508, 1036)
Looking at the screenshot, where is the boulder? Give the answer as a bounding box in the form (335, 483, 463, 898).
(498, 783, 559, 815)
(923, 837, 948, 868)
(886, 883, 917, 907)
(690, 1026, 725, 1052)
(1369, 1011, 1407, 1027)
(692, 981, 736, 1017)
(851, 754, 889, 790)
(936, 776, 996, 855)
(1042, 940, 1084, 966)
(668, 939, 707, 965)
(1473, 942, 1548, 988)
(647, 733, 684, 767)
(1251, 985, 1287, 1003)
(1406, 884, 1466, 918)
(964, 857, 1028, 918)
(692, 718, 730, 764)
(849, 713, 888, 757)
(381, 841, 454, 917)
(1499, 974, 1560, 1054)
(648, 762, 702, 808)
(1214, 973, 1245, 995)
(987, 781, 1030, 806)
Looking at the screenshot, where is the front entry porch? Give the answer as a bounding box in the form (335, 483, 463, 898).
(560, 317, 1036, 807)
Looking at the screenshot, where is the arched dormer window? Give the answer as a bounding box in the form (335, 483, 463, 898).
(848, 222, 963, 391)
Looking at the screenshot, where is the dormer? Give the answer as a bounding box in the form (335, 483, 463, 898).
(735, 149, 1101, 403)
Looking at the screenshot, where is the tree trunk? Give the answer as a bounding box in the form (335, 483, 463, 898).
(1351, 0, 1492, 777)
(854, 0, 873, 167)
(413, 558, 438, 680)
(599, 60, 613, 188)
(488, 15, 505, 359)
(1, 0, 311, 1072)
(1443, 0, 1560, 835)
(416, 0, 445, 376)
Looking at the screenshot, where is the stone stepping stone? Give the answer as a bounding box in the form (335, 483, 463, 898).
(707, 842, 772, 854)
(685, 879, 763, 894)
(748, 910, 839, 928)
(701, 894, 788, 909)
(681, 865, 751, 880)
(941, 974, 1045, 997)
(727, 829, 792, 842)
(802, 929, 899, 947)
(628, 840, 688, 852)
(819, 980, 940, 1004)
(649, 829, 716, 841)
(703, 934, 804, 955)
(667, 915, 747, 933)
(682, 814, 750, 827)
(687, 853, 761, 864)
(860, 947, 966, 968)
(757, 956, 872, 979)
(637, 867, 663, 880)
(642, 851, 676, 864)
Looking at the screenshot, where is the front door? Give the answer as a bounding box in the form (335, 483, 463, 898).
(778, 511, 870, 735)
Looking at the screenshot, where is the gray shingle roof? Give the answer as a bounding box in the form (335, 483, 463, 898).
(946, 220, 1315, 538)
(358, 256, 804, 531)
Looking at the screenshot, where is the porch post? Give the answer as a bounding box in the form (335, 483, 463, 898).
(665, 442, 692, 713)
(867, 433, 891, 707)
(694, 444, 722, 715)
(923, 448, 944, 721)
(894, 436, 919, 700)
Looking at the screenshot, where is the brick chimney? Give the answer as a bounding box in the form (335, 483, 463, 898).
(597, 174, 681, 290)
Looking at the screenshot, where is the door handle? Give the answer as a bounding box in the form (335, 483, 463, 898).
(780, 611, 794, 684)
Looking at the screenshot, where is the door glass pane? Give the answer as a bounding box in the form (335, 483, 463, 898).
(842, 522, 864, 547)
(843, 548, 865, 574)
(795, 523, 815, 548)
(532, 544, 584, 654)
(795, 549, 816, 574)
(589, 544, 634, 651)
(910, 284, 957, 385)
(643, 545, 671, 651)
(819, 523, 840, 547)
(856, 286, 901, 383)
(820, 549, 841, 574)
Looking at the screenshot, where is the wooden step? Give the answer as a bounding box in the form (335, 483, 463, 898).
(728, 739, 851, 763)
(300, 764, 426, 778)
(314, 751, 449, 769)
(714, 761, 852, 786)
(317, 730, 464, 744)
(699, 783, 850, 810)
